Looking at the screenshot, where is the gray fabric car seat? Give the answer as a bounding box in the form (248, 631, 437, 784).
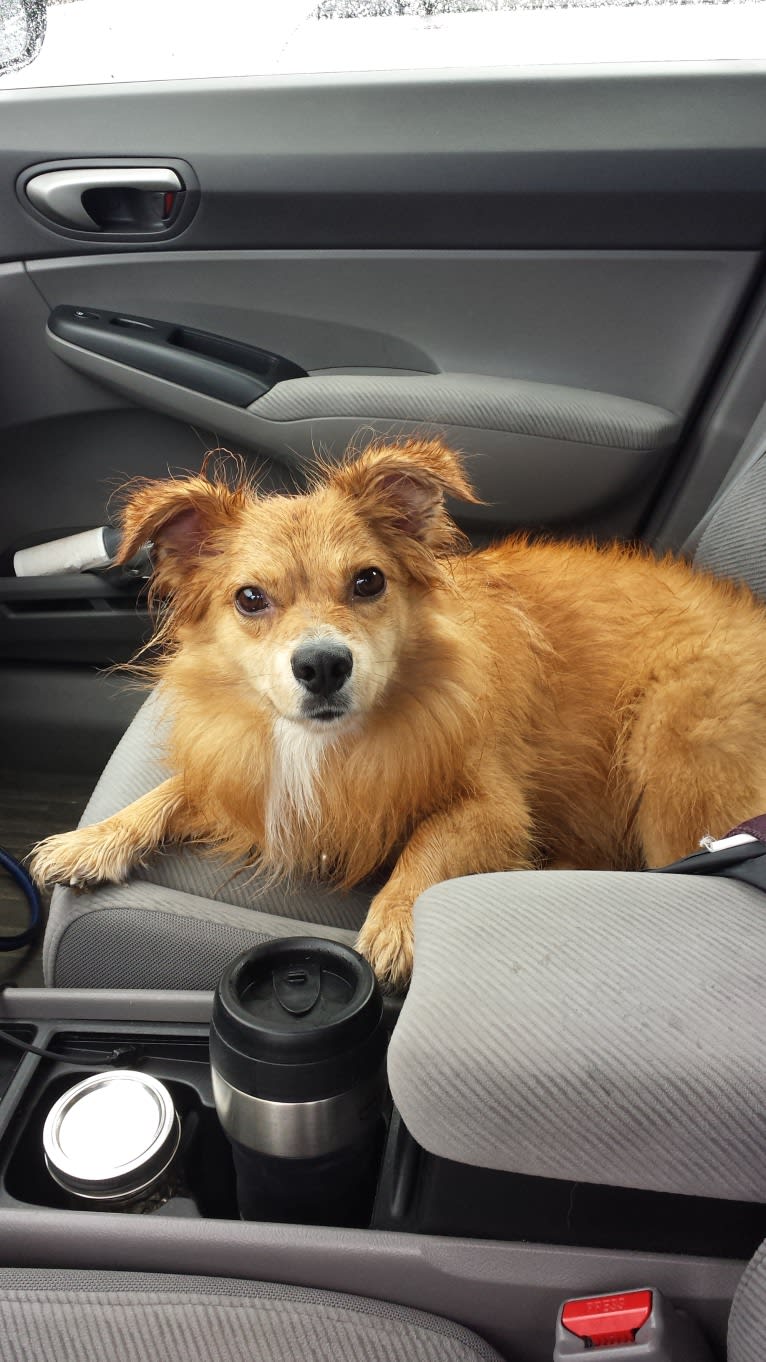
(44, 433, 766, 988)
(1, 1247, 763, 1361)
(1, 1255, 762, 1361)
(725, 1242, 763, 1356)
(387, 870, 766, 1201)
(692, 430, 766, 593)
(729, 1239, 766, 1362)
(44, 689, 377, 987)
(0, 1269, 505, 1362)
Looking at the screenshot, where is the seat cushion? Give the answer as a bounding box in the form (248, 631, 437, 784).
(388, 869, 766, 1201)
(43, 690, 373, 988)
(0, 1269, 504, 1362)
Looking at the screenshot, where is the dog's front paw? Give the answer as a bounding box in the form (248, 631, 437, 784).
(356, 895, 414, 991)
(29, 824, 135, 890)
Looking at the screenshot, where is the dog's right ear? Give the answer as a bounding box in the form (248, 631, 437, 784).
(115, 473, 243, 595)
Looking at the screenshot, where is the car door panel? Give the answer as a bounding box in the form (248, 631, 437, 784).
(4, 70, 766, 257)
(2, 66, 766, 763)
(27, 249, 754, 410)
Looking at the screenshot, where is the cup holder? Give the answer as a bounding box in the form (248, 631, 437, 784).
(3, 1068, 238, 1218)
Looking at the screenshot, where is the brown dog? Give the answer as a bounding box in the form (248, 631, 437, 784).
(31, 439, 766, 987)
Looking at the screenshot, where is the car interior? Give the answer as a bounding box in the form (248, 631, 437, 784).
(0, 9, 765, 1359)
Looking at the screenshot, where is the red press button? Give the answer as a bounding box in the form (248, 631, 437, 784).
(561, 1291, 653, 1348)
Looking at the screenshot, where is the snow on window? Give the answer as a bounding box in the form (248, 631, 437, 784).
(1, 0, 765, 90)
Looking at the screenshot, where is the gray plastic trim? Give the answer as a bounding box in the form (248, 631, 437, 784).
(30, 249, 752, 414)
(0, 666, 144, 773)
(0, 988, 214, 1022)
(0, 263, 116, 435)
(650, 273, 766, 552)
(45, 331, 677, 526)
(45, 328, 301, 460)
(5, 68, 766, 257)
(0, 1211, 743, 1361)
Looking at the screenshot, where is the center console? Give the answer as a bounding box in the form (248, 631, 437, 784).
(0, 985, 747, 1361)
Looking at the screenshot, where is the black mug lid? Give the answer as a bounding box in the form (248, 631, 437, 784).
(210, 938, 385, 1101)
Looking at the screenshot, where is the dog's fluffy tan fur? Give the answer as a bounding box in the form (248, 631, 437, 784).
(31, 439, 766, 987)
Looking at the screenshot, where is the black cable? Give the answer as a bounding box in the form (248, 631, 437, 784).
(0, 959, 142, 1063)
(0, 852, 144, 1063)
(0, 1018, 141, 1068)
(0, 848, 42, 951)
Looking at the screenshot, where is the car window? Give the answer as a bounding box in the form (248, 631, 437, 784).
(1, 0, 765, 90)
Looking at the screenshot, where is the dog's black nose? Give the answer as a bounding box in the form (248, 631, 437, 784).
(291, 643, 353, 697)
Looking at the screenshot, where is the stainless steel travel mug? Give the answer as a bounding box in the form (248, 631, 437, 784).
(210, 937, 387, 1224)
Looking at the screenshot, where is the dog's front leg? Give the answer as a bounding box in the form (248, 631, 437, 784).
(30, 775, 191, 890)
(357, 791, 533, 989)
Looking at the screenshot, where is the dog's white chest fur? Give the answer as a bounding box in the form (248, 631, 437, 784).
(265, 717, 335, 854)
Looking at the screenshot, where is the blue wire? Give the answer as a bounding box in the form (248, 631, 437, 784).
(0, 848, 42, 951)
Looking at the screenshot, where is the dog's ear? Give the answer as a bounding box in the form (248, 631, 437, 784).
(329, 439, 479, 552)
(115, 472, 243, 594)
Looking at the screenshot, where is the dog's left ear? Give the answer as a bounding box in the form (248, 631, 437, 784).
(329, 439, 480, 552)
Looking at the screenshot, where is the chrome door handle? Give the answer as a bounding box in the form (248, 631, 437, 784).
(25, 167, 183, 229)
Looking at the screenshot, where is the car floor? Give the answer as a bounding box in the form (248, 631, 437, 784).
(0, 770, 94, 987)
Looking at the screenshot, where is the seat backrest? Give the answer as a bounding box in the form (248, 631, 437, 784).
(688, 404, 766, 597)
(728, 1239, 766, 1361)
(686, 428, 766, 1361)
(692, 451, 766, 597)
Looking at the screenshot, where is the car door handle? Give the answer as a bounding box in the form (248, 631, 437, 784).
(25, 167, 183, 230)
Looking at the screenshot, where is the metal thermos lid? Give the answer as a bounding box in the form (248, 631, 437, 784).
(42, 1070, 180, 1202)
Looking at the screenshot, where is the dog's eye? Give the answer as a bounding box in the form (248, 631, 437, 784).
(235, 586, 270, 615)
(353, 567, 386, 599)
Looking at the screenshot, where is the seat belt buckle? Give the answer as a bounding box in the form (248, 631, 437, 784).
(699, 832, 757, 853)
(554, 1287, 714, 1359)
(701, 811, 766, 852)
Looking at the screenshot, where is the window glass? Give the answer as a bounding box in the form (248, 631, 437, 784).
(1, 0, 765, 90)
